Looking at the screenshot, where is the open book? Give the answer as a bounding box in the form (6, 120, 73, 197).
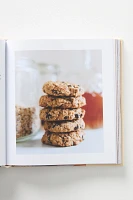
(0, 39, 122, 166)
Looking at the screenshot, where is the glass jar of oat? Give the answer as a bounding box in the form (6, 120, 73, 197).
(15, 58, 40, 142)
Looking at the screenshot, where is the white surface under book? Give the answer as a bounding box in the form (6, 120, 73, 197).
(0, 39, 122, 166)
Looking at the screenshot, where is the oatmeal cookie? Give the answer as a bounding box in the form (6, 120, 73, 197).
(39, 95, 86, 108)
(40, 108, 85, 121)
(41, 130, 85, 147)
(44, 118, 85, 132)
(43, 81, 84, 97)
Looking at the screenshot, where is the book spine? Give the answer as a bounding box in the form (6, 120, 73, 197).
(0, 40, 6, 166)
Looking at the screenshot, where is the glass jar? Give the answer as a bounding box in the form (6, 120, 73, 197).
(82, 50, 103, 129)
(38, 63, 60, 128)
(59, 50, 103, 129)
(38, 63, 60, 96)
(15, 58, 40, 142)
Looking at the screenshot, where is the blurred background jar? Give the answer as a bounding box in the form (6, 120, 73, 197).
(59, 50, 103, 129)
(15, 58, 40, 142)
(82, 50, 103, 129)
(38, 63, 60, 128)
(38, 63, 60, 96)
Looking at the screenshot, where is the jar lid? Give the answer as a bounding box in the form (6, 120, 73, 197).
(38, 63, 60, 74)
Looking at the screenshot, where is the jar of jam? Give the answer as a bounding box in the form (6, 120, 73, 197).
(60, 50, 103, 129)
(81, 50, 103, 129)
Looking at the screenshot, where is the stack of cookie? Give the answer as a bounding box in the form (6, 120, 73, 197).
(39, 81, 86, 147)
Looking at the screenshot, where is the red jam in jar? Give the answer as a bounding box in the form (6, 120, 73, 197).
(83, 92, 103, 129)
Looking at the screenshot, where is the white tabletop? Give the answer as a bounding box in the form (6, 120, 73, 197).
(16, 128, 104, 155)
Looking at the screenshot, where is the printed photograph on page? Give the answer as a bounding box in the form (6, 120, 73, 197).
(15, 50, 103, 155)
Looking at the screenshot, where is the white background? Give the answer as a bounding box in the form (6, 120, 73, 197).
(0, 0, 131, 199)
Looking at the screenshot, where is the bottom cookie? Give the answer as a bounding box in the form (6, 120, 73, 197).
(41, 131, 85, 147)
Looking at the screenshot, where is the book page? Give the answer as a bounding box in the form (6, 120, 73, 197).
(6, 39, 119, 165)
(0, 40, 6, 166)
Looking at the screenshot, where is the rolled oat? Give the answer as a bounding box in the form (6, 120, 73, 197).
(16, 106, 38, 139)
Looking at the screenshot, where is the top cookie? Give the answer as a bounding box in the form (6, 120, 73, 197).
(43, 81, 84, 97)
